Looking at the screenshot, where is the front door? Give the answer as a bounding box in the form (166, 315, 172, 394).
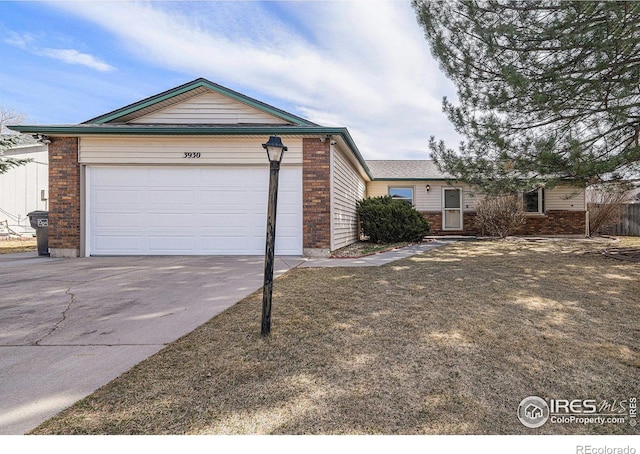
(443, 187, 462, 230)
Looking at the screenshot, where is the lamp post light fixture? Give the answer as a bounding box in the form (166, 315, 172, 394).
(261, 135, 287, 336)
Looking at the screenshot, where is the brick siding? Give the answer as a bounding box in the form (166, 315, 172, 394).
(303, 138, 331, 250)
(514, 211, 586, 235)
(48, 137, 81, 254)
(421, 210, 586, 236)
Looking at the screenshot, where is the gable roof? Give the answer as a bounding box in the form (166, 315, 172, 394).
(366, 160, 452, 180)
(83, 78, 319, 126)
(8, 78, 374, 180)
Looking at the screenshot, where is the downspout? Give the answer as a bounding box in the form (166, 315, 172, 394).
(329, 136, 336, 252)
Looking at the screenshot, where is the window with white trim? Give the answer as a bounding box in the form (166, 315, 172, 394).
(389, 187, 414, 205)
(524, 187, 545, 214)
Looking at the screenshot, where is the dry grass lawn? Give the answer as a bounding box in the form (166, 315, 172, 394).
(32, 237, 640, 435)
(0, 238, 36, 254)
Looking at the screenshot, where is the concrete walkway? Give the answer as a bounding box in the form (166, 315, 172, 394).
(298, 240, 450, 267)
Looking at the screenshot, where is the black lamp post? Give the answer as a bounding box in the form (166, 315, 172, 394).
(261, 135, 287, 336)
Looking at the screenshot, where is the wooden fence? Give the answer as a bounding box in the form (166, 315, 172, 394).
(597, 203, 640, 236)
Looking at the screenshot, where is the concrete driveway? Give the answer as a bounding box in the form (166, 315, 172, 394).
(0, 253, 303, 435)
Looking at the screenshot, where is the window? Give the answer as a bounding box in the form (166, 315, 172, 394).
(524, 187, 545, 214)
(389, 187, 413, 205)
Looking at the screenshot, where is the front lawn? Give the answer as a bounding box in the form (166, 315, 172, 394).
(32, 237, 640, 434)
(0, 238, 36, 254)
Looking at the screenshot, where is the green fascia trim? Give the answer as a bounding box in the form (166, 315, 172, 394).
(10, 124, 374, 180)
(84, 78, 317, 127)
(372, 177, 456, 181)
(337, 128, 373, 181)
(11, 124, 340, 135)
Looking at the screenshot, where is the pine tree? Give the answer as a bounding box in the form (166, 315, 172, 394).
(413, 0, 640, 193)
(0, 107, 31, 174)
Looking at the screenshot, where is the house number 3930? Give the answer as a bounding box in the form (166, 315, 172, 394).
(184, 152, 201, 158)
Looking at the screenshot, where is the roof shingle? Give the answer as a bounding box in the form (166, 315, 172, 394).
(365, 160, 452, 180)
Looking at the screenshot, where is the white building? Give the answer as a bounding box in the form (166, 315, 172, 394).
(0, 140, 49, 236)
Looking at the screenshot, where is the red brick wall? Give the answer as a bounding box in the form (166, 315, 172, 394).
(421, 211, 480, 235)
(514, 211, 586, 235)
(421, 210, 586, 236)
(422, 212, 443, 234)
(303, 138, 331, 250)
(49, 137, 81, 253)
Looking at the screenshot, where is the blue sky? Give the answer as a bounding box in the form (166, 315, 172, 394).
(0, 0, 461, 160)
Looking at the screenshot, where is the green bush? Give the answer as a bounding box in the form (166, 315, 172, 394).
(356, 196, 430, 243)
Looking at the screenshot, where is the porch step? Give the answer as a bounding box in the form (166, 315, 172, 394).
(424, 235, 479, 241)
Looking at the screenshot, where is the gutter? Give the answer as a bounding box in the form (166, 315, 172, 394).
(8, 124, 374, 180)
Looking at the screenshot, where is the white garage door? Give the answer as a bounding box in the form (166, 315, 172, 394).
(87, 166, 302, 255)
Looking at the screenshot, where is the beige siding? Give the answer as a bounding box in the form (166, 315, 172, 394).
(462, 187, 482, 211)
(79, 136, 303, 165)
(366, 181, 584, 212)
(130, 91, 290, 125)
(332, 147, 366, 250)
(367, 181, 477, 212)
(546, 186, 585, 211)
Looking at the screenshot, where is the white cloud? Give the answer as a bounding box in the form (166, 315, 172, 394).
(4, 31, 35, 48)
(47, 1, 461, 159)
(39, 48, 115, 72)
(3, 28, 115, 72)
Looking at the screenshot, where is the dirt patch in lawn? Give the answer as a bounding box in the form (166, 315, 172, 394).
(32, 237, 639, 435)
(0, 238, 36, 254)
(330, 241, 415, 258)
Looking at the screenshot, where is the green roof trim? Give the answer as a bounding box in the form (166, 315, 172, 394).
(10, 78, 374, 179)
(83, 78, 318, 127)
(9, 124, 373, 180)
(371, 177, 456, 181)
(12, 124, 340, 136)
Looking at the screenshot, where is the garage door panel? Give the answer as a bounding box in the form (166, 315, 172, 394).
(270, 213, 299, 227)
(277, 189, 300, 204)
(147, 190, 195, 206)
(273, 225, 299, 236)
(94, 212, 142, 228)
(94, 236, 142, 253)
(92, 167, 142, 185)
(201, 213, 247, 228)
(200, 189, 251, 206)
(94, 190, 142, 206)
(200, 224, 249, 235)
(148, 213, 194, 227)
(147, 168, 198, 185)
(89, 166, 302, 255)
(201, 236, 248, 253)
(274, 238, 301, 254)
(198, 167, 264, 183)
(148, 236, 194, 252)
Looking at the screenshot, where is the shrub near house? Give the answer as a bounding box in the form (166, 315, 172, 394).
(357, 195, 430, 243)
(474, 194, 526, 238)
